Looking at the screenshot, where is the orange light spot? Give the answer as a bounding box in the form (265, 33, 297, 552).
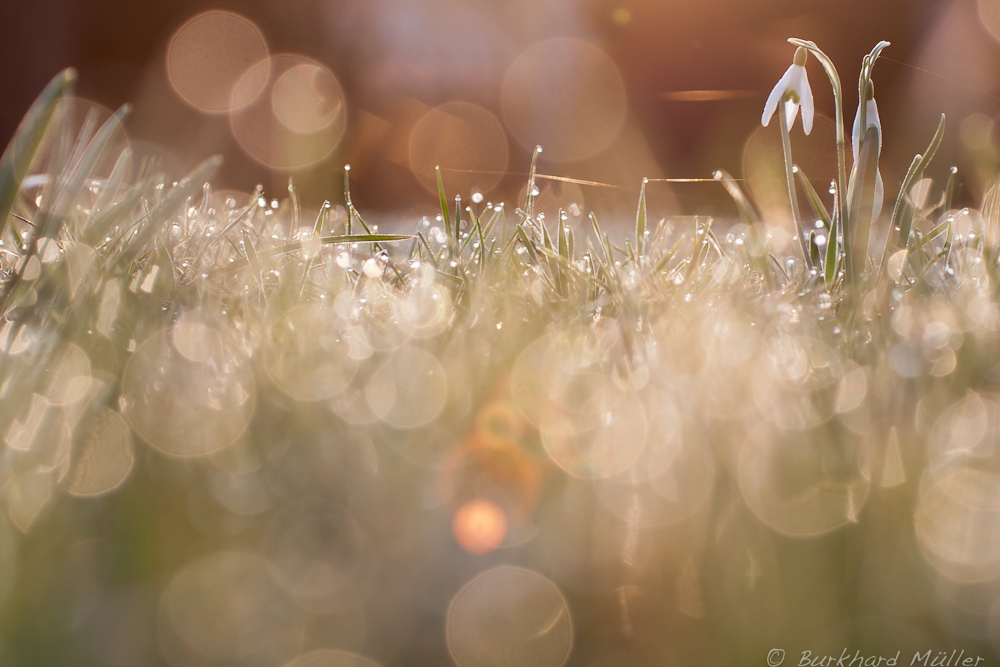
(453, 500, 507, 555)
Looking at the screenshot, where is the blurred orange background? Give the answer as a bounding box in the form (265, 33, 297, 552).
(2, 0, 996, 223)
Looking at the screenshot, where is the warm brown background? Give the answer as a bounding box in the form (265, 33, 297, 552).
(2, 0, 994, 220)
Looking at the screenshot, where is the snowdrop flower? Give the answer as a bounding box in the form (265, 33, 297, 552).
(852, 81, 883, 220)
(762, 47, 814, 135)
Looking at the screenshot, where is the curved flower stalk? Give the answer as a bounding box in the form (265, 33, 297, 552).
(786, 38, 845, 287)
(852, 82, 883, 222)
(762, 47, 813, 264)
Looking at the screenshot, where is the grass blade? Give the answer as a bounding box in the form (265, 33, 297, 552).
(0, 69, 76, 239)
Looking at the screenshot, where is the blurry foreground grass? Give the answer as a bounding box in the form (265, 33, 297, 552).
(0, 41, 1000, 667)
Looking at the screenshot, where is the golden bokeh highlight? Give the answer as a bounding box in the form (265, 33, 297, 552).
(365, 346, 447, 429)
(513, 328, 646, 478)
(264, 304, 358, 401)
(230, 54, 347, 170)
(916, 467, 1000, 582)
(66, 408, 134, 498)
(159, 551, 303, 664)
(740, 419, 872, 537)
(447, 566, 573, 667)
(271, 63, 345, 135)
(502, 38, 627, 161)
(122, 331, 254, 458)
(452, 499, 508, 555)
(409, 102, 508, 196)
(166, 11, 269, 114)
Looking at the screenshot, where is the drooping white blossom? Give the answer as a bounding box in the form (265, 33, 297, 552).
(762, 47, 814, 135)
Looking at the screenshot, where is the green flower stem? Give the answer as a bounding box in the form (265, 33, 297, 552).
(777, 100, 809, 265)
(788, 39, 846, 283)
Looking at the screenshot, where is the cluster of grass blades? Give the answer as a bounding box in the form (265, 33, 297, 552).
(0, 40, 1000, 666)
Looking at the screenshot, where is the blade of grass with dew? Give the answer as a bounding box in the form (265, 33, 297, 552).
(654, 233, 688, 274)
(38, 104, 131, 241)
(84, 176, 156, 247)
(87, 147, 130, 226)
(983, 174, 1000, 246)
(826, 180, 842, 287)
(344, 165, 353, 235)
(0, 69, 76, 240)
(892, 114, 945, 250)
(944, 167, 957, 212)
(208, 185, 263, 248)
(2, 103, 130, 309)
(436, 166, 451, 241)
(636, 178, 647, 256)
(795, 167, 833, 232)
(117, 155, 221, 269)
(524, 146, 542, 221)
(242, 228, 265, 303)
(288, 178, 300, 230)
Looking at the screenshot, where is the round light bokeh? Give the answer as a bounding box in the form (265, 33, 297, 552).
(167, 10, 269, 114)
(915, 466, 1000, 582)
(65, 408, 134, 497)
(230, 54, 347, 171)
(447, 566, 573, 667)
(365, 346, 447, 429)
(740, 419, 872, 537)
(263, 304, 358, 401)
(122, 330, 255, 458)
(160, 551, 302, 663)
(502, 38, 626, 162)
(409, 101, 508, 196)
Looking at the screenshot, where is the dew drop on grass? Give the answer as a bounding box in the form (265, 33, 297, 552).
(362, 258, 381, 278)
